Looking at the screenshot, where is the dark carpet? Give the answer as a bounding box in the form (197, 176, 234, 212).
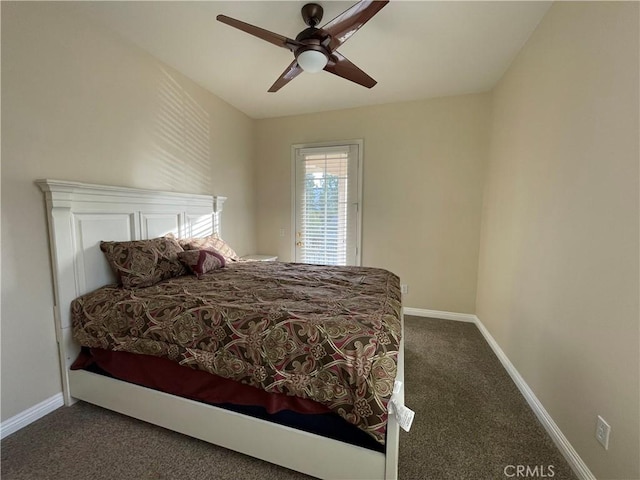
(1, 317, 577, 479)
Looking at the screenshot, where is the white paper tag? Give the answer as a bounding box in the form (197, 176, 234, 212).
(388, 380, 415, 432)
(393, 401, 415, 432)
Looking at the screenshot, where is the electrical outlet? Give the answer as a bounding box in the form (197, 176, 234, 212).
(279, 228, 285, 238)
(401, 284, 408, 295)
(595, 415, 611, 450)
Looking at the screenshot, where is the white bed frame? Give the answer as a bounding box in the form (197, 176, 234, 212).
(37, 179, 404, 480)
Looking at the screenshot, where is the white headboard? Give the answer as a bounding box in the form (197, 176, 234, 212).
(36, 179, 226, 404)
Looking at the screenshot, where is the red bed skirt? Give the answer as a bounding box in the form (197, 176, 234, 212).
(71, 348, 331, 416)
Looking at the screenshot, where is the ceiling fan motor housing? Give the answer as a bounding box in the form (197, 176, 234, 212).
(294, 25, 331, 66)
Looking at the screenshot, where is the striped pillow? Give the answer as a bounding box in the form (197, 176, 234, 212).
(180, 234, 240, 262)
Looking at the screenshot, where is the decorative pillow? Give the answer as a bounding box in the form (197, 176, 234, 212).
(180, 234, 240, 262)
(100, 236, 186, 289)
(178, 249, 226, 278)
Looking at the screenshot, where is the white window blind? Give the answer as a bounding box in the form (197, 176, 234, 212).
(294, 144, 360, 266)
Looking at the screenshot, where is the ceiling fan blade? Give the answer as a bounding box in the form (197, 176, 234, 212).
(321, 0, 389, 51)
(268, 60, 304, 93)
(217, 15, 302, 52)
(324, 52, 377, 89)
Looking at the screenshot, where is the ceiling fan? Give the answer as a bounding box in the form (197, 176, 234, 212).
(216, 0, 389, 92)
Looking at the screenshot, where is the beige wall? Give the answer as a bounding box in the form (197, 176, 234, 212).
(254, 94, 490, 314)
(1, 2, 256, 421)
(477, 2, 639, 479)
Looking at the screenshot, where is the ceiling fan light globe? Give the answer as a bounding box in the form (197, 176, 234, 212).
(297, 50, 328, 73)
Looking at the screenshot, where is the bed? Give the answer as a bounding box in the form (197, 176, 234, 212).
(37, 179, 405, 480)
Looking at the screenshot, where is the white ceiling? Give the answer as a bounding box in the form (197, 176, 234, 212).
(70, 1, 551, 119)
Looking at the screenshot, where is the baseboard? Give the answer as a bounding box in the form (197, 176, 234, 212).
(0, 392, 64, 440)
(473, 315, 596, 480)
(403, 307, 476, 323)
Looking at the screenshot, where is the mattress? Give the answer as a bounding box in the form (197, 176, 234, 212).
(71, 261, 402, 444)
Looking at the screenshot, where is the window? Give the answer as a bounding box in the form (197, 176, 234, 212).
(292, 141, 362, 266)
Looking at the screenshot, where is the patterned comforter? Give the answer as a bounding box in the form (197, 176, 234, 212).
(71, 261, 402, 444)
